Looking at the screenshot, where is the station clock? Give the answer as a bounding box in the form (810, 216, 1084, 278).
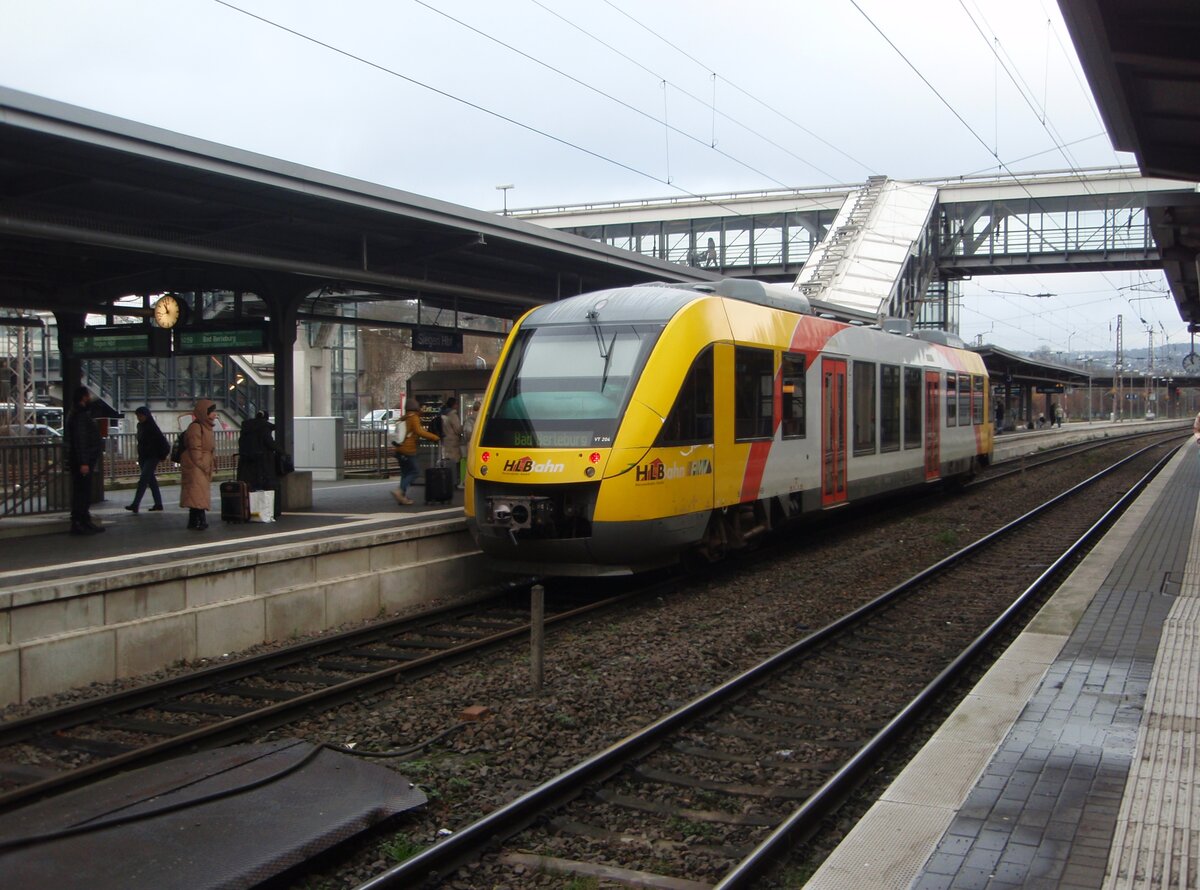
(152, 294, 186, 329)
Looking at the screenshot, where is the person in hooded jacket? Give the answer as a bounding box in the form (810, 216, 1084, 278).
(181, 398, 217, 529)
(125, 406, 166, 513)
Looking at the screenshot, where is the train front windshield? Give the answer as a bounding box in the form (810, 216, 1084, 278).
(480, 323, 662, 449)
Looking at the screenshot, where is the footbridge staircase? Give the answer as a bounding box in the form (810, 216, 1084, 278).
(794, 176, 942, 325)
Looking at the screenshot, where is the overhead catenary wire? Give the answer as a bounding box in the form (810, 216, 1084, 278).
(211, 0, 754, 219)
(596, 0, 877, 177)
(957, 0, 1104, 185)
(848, 0, 1155, 302)
(525, 0, 850, 182)
(412, 0, 798, 190)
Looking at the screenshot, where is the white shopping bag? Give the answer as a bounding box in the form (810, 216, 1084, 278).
(248, 490, 275, 522)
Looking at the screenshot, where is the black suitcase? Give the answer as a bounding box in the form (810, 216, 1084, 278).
(424, 463, 454, 505)
(220, 480, 250, 522)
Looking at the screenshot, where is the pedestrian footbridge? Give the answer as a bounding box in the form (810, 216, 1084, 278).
(516, 167, 1199, 326)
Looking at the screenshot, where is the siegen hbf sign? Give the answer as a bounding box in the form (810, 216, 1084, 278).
(412, 328, 463, 353)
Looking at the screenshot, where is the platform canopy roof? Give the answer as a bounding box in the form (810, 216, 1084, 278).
(974, 345, 1092, 387)
(1057, 0, 1200, 325)
(0, 86, 716, 324)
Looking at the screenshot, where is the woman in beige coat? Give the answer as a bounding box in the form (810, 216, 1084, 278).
(181, 398, 217, 529)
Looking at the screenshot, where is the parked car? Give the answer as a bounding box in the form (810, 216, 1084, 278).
(5, 424, 62, 438)
(360, 409, 395, 429)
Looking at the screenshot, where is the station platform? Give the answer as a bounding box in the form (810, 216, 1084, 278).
(809, 433, 1200, 888)
(0, 477, 490, 708)
(0, 475, 466, 583)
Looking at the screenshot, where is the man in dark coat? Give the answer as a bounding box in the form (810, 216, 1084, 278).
(65, 385, 104, 535)
(125, 406, 166, 513)
(237, 411, 282, 489)
(237, 411, 284, 518)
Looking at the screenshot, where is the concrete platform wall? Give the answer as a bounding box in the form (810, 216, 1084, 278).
(0, 521, 495, 707)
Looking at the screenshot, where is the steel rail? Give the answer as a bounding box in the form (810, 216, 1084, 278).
(0, 587, 640, 814)
(354, 439, 1175, 890)
(979, 425, 1186, 484)
(0, 593, 528, 746)
(714, 443, 1179, 887)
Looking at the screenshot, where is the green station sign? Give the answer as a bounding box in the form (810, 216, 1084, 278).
(175, 326, 269, 354)
(69, 327, 171, 358)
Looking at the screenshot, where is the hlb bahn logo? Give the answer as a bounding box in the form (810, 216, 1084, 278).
(636, 458, 665, 482)
(636, 457, 713, 483)
(503, 456, 564, 474)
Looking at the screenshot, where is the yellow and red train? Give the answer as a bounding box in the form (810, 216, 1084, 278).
(464, 279, 992, 576)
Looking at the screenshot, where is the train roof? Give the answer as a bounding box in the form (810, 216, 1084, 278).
(521, 280, 971, 351)
(524, 279, 814, 327)
(523, 285, 702, 326)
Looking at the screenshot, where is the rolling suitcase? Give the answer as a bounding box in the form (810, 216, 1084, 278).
(220, 480, 250, 522)
(424, 462, 454, 505)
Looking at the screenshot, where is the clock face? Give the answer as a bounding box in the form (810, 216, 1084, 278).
(154, 295, 181, 329)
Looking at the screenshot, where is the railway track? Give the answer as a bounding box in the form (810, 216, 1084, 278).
(0, 428, 1184, 885)
(353, 438, 1179, 889)
(0, 585, 643, 813)
(979, 424, 1187, 483)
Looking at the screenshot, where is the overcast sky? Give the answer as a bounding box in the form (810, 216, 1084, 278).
(0, 0, 1189, 362)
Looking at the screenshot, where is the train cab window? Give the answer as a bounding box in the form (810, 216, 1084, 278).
(946, 372, 958, 427)
(480, 322, 662, 448)
(657, 347, 714, 446)
(903, 366, 922, 449)
(852, 360, 876, 455)
(972, 375, 985, 424)
(781, 353, 806, 439)
(880, 364, 900, 452)
(959, 374, 972, 423)
(734, 346, 774, 440)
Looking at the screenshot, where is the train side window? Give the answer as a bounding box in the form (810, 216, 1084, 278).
(781, 353, 806, 439)
(903, 367, 922, 449)
(959, 374, 972, 423)
(852, 360, 876, 455)
(972, 375, 985, 424)
(657, 347, 714, 446)
(880, 364, 900, 452)
(734, 346, 773, 440)
(946, 372, 958, 427)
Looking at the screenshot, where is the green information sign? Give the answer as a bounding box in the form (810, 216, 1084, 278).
(69, 328, 171, 358)
(176, 327, 269, 354)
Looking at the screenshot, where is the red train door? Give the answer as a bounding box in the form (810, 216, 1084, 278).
(822, 358, 848, 507)
(924, 370, 941, 481)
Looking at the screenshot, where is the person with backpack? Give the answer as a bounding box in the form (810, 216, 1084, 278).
(125, 406, 167, 513)
(392, 398, 439, 506)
